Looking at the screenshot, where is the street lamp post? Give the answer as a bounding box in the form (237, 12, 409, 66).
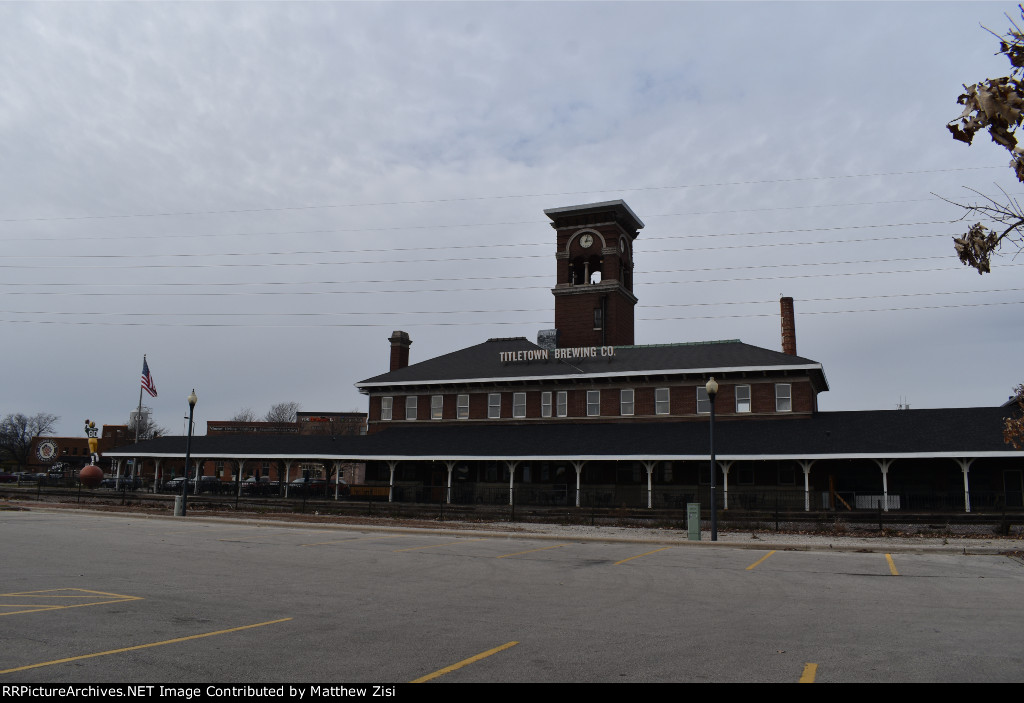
(180, 389, 197, 517)
(706, 377, 719, 542)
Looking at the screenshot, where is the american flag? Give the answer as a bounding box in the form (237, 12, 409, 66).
(141, 357, 157, 398)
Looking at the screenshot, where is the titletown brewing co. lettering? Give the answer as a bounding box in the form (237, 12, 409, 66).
(499, 346, 616, 363)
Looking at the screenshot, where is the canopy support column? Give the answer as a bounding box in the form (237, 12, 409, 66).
(387, 461, 398, 503)
(799, 460, 815, 512)
(572, 461, 585, 508)
(956, 458, 975, 514)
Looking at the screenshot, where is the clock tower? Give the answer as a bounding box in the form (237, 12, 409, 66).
(544, 200, 644, 348)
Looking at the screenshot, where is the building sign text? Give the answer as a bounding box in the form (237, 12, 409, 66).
(499, 346, 616, 363)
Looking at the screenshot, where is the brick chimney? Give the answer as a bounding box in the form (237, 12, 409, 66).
(389, 331, 411, 371)
(780, 297, 797, 356)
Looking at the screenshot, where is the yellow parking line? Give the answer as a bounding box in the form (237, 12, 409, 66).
(302, 535, 403, 547)
(799, 663, 817, 683)
(0, 589, 142, 617)
(410, 641, 518, 683)
(885, 553, 899, 576)
(394, 538, 488, 553)
(614, 547, 672, 565)
(496, 544, 568, 559)
(0, 618, 292, 675)
(746, 550, 776, 570)
(2, 588, 136, 599)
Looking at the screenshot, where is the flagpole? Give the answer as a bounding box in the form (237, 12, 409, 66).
(136, 354, 145, 444)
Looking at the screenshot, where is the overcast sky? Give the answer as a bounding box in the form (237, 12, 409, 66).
(3, 1, 1023, 438)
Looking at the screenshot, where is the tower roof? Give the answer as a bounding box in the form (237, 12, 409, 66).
(543, 200, 645, 232)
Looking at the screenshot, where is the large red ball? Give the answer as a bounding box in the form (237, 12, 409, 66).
(79, 464, 103, 489)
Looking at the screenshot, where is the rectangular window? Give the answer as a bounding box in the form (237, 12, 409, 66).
(655, 388, 670, 415)
(406, 396, 418, 420)
(513, 392, 526, 418)
(620, 389, 634, 416)
(696, 387, 710, 414)
(587, 390, 601, 416)
(381, 397, 393, 421)
(556, 391, 567, 418)
(541, 391, 552, 418)
(457, 394, 469, 419)
(776, 383, 792, 412)
(431, 395, 443, 420)
(488, 393, 501, 419)
(736, 385, 751, 413)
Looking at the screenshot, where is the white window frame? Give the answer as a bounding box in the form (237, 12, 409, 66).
(655, 388, 670, 415)
(541, 391, 552, 418)
(457, 394, 469, 420)
(556, 391, 568, 418)
(513, 392, 526, 418)
(620, 389, 634, 416)
(405, 395, 417, 420)
(776, 383, 792, 412)
(587, 390, 601, 417)
(488, 393, 501, 419)
(696, 387, 710, 415)
(736, 385, 751, 413)
(431, 394, 443, 420)
(381, 396, 393, 421)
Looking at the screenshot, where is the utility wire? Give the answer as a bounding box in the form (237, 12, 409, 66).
(5, 287, 1022, 318)
(0, 165, 1001, 225)
(2, 299, 1022, 328)
(1, 228, 955, 261)
(4, 263, 1022, 297)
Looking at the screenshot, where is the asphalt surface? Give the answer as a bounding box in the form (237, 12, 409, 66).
(2, 505, 1023, 683)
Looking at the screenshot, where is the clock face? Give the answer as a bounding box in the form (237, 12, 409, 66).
(36, 439, 58, 462)
(579, 233, 594, 249)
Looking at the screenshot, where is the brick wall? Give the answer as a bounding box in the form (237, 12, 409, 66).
(365, 378, 818, 432)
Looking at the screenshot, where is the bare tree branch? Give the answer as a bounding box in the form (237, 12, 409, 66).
(265, 402, 301, 423)
(946, 5, 1024, 272)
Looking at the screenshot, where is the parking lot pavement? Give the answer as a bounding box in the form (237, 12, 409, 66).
(2, 508, 1022, 682)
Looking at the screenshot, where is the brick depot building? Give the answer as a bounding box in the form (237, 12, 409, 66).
(108, 200, 1024, 512)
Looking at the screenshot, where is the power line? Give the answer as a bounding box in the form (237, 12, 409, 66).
(5, 287, 1022, 318)
(0, 224, 963, 270)
(3, 263, 1021, 298)
(0, 166, 1002, 225)
(2, 299, 1022, 328)
(0, 255, 965, 280)
(2, 227, 956, 262)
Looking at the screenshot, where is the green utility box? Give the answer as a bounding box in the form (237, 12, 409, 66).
(687, 502, 701, 541)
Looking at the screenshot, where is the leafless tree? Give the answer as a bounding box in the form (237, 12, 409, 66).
(946, 6, 1024, 273)
(127, 413, 165, 440)
(0, 413, 59, 470)
(230, 407, 257, 422)
(265, 401, 301, 423)
(1005, 385, 1024, 449)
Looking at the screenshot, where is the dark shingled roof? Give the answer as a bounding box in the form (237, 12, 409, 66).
(356, 338, 827, 390)
(107, 407, 1021, 460)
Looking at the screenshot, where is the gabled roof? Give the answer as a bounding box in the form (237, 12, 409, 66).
(356, 337, 828, 391)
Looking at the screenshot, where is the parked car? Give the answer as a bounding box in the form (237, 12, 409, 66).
(0, 472, 16, 483)
(289, 477, 328, 496)
(164, 476, 224, 494)
(99, 477, 142, 490)
(163, 476, 186, 492)
(242, 476, 279, 495)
